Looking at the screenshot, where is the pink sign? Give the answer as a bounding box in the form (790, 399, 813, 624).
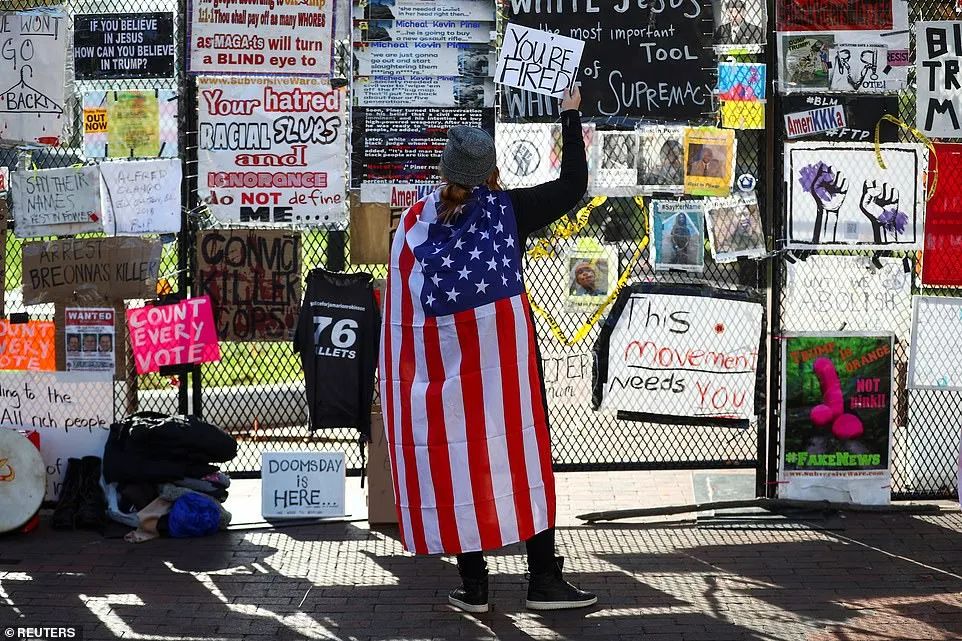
(127, 296, 221, 374)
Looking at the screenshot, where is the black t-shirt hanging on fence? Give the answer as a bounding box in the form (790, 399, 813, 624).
(294, 269, 379, 439)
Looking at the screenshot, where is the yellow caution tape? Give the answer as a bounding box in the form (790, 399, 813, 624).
(526, 196, 607, 260)
(874, 114, 938, 201)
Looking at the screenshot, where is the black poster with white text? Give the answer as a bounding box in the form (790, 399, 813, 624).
(504, 0, 713, 121)
(74, 13, 175, 80)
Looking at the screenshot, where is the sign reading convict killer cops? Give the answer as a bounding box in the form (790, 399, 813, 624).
(195, 229, 302, 341)
(917, 22, 962, 137)
(197, 76, 347, 227)
(73, 13, 175, 80)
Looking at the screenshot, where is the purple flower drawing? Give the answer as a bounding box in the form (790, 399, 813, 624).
(799, 162, 836, 202)
(878, 208, 908, 233)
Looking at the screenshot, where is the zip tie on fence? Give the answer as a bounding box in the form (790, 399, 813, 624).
(873, 114, 937, 201)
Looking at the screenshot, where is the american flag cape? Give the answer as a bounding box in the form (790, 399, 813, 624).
(379, 186, 556, 555)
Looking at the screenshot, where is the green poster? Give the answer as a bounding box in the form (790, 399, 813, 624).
(782, 334, 892, 472)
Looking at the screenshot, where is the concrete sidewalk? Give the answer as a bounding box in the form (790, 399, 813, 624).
(2, 471, 961, 641)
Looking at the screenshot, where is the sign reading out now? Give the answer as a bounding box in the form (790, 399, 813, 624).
(495, 23, 584, 98)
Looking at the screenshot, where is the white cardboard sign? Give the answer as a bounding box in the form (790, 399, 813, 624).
(916, 21, 962, 137)
(99, 158, 181, 235)
(11, 166, 103, 238)
(908, 295, 962, 391)
(495, 23, 583, 98)
(261, 451, 346, 518)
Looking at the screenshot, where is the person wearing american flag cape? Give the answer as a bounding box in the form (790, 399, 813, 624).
(380, 87, 596, 613)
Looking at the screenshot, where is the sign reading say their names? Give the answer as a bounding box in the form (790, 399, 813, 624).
(261, 451, 346, 518)
(908, 295, 962, 391)
(0, 371, 113, 500)
(496, 23, 583, 98)
(916, 21, 962, 137)
(11, 166, 103, 238)
(73, 13, 175, 80)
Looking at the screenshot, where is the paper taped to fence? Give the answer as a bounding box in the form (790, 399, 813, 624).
(595, 285, 763, 423)
(354, 76, 494, 107)
(496, 123, 560, 188)
(908, 296, 962, 391)
(0, 320, 54, 371)
(649, 199, 705, 273)
(356, 0, 495, 22)
(99, 158, 181, 235)
(354, 19, 493, 43)
(916, 21, 962, 137)
(354, 42, 494, 77)
(82, 90, 178, 159)
(10, 166, 103, 238)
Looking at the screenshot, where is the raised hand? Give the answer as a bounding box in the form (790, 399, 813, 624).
(859, 180, 901, 243)
(806, 164, 848, 243)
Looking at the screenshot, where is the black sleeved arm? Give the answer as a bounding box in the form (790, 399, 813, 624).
(508, 109, 589, 243)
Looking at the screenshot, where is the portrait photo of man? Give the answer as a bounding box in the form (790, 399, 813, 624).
(715, 0, 765, 46)
(687, 145, 725, 178)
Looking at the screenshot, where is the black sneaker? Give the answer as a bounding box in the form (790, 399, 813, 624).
(526, 557, 597, 611)
(448, 571, 489, 613)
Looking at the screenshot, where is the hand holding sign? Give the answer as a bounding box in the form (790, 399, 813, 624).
(495, 24, 584, 98)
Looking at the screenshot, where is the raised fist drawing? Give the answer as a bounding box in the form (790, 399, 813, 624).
(805, 163, 848, 243)
(859, 180, 902, 244)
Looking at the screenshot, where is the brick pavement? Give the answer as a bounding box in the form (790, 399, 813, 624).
(2, 471, 962, 641)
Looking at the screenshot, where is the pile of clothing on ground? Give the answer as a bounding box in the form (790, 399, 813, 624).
(102, 412, 237, 543)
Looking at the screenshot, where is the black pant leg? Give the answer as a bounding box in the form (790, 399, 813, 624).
(456, 551, 486, 578)
(525, 527, 556, 573)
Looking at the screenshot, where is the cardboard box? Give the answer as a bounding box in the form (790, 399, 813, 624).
(366, 408, 398, 525)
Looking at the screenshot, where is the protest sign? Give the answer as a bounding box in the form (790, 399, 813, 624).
(352, 107, 494, 187)
(590, 131, 638, 197)
(495, 23, 583, 98)
(63, 308, 115, 373)
(705, 195, 765, 263)
(349, 196, 392, 264)
(0, 8, 67, 145)
(359, 182, 434, 206)
(10, 166, 103, 238)
(780, 334, 893, 505)
(196, 229, 302, 341)
(0, 207, 6, 316)
(82, 90, 178, 159)
(506, 0, 712, 120)
(354, 76, 494, 107)
(197, 77, 346, 226)
(683, 128, 735, 197)
(188, 0, 332, 75)
(127, 296, 221, 375)
(783, 255, 912, 336)
(0, 320, 54, 371)
(354, 42, 494, 77)
(357, 0, 495, 21)
(776, 0, 894, 31)
(782, 94, 899, 142)
(594, 284, 763, 423)
(0, 371, 113, 500)
(99, 158, 181, 235)
(73, 13, 175, 80)
(355, 19, 493, 43)
(637, 126, 685, 195)
(542, 350, 591, 407)
(908, 296, 962, 391)
(497, 123, 560, 188)
(261, 451, 346, 518)
(917, 22, 962, 137)
(22, 237, 162, 305)
(779, 34, 833, 93)
(565, 242, 617, 314)
(829, 43, 901, 93)
(922, 144, 962, 286)
(649, 200, 704, 273)
(785, 142, 927, 249)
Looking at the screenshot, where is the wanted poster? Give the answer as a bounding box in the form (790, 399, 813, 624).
(917, 22, 962, 137)
(82, 90, 178, 159)
(649, 199, 705, 273)
(197, 76, 347, 227)
(73, 13, 175, 80)
(354, 76, 494, 107)
(683, 127, 736, 197)
(0, 8, 67, 145)
(637, 126, 685, 195)
(355, 19, 493, 43)
(356, 0, 495, 21)
(10, 166, 103, 238)
(64, 307, 116, 373)
(353, 42, 494, 77)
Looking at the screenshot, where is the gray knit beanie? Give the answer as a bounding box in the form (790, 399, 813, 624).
(440, 126, 496, 187)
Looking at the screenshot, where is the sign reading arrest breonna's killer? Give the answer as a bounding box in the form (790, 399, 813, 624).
(22, 237, 162, 306)
(593, 284, 764, 424)
(916, 22, 962, 137)
(197, 76, 347, 227)
(505, 0, 712, 120)
(195, 229, 302, 342)
(188, 0, 333, 75)
(0, 8, 67, 146)
(10, 166, 103, 239)
(495, 23, 583, 98)
(73, 13, 175, 80)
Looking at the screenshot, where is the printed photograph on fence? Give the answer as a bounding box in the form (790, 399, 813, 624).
(357, 0, 496, 21)
(354, 42, 494, 77)
(780, 34, 834, 93)
(717, 62, 767, 101)
(908, 296, 962, 391)
(189, 0, 332, 74)
(782, 255, 912, 336)
(782, 94, 900, 142)
(195, 229, 302, 341)
(64, 308, 115, 373)
(99, 158, 182, 235)
(785, 142, 927, 249)
(82, 90, 178, 159)
(10, 166, 103, 238)
(0, 319, 55, 371)
(198, 76, 347, 226)
(781, 333, 893, 505)
(705, 195, 765, 262)
(922, 143, 962, 286)
(683, 127, 735, 197)
(917, 21, 962, 138)
(355, 19, 493, 43)
(594, 284, 764, 423)
(776, 0, 894, 31)
(829, 42, 904, 93)
(495, 23, 583, 98)
(649, 199, 705, 273)
(637, 126, 685, 194)
(565, 243, 617, 314)
(497, 123, 560, 188)
(590, 131, 638, 197)
(73, 13, 175, 80)
(0, 8, 67, 145)
(712, 0, 766, 50)
(354, 76, 494, 108)
(127, 296, 221, 374)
